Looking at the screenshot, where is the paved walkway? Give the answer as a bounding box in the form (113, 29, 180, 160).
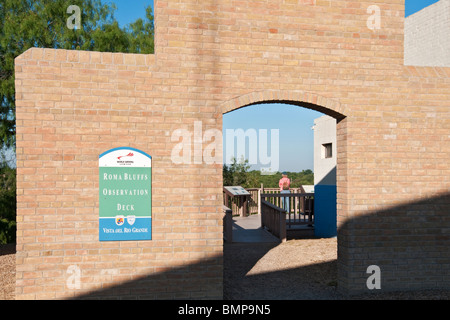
(231, 214, 280, 243)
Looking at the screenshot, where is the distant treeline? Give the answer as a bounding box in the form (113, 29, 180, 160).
(251, 170, 314, 189)
(223, 157, 313, 189)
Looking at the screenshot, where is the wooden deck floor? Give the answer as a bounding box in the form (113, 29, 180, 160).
(231, 214, 279, 243)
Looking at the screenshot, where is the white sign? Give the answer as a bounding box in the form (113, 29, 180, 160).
(99, 147, 152, 168)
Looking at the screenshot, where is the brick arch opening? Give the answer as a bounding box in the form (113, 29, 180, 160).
(221, 90, 349, 296)
(221, 90, 347, 122)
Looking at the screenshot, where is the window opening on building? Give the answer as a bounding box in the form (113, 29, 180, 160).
(322, 143, 332, 159)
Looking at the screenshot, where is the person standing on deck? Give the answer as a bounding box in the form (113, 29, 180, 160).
(279, 172, 291, 213)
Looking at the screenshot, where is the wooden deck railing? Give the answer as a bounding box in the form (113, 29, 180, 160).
(260, 187, 307, 214)
(261, 193, 314, 229)
(260, 200, 287, 242)
(223, 187, 315, 243)
(245, 188, 261, 215)
(223, 186, 310, 216)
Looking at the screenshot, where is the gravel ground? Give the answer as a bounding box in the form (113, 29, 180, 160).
(0, 244, 15, 300)
(2, 239, 450, 300)
(224, 238, 450, 300)
(224, 238, 340, 300)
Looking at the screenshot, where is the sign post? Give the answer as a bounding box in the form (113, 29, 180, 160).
(223, 186, 251, 217)
(99, 147, 152, 241)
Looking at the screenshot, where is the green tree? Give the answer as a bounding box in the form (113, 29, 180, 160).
(0, 0, 155, 149)
(243, 169, 314, 188)
(223, 158, 315, 189)
(290, 169, 314, 187)
(223, 157, 257, 188)
(127, 5, 155, 54)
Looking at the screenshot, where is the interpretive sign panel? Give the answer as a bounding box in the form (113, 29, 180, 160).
(223, 186, 251, 196)
(99, 147, 152, 241)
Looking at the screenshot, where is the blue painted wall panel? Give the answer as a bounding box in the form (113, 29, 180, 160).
(314, 185, 337, 238)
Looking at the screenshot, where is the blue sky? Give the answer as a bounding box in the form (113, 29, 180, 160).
(103, 0, 154, 27)
(106, 0, 438, 173)
(106, 0, 438, 23)
(223, 104, 322, 172)
(405, 0, 440, 16)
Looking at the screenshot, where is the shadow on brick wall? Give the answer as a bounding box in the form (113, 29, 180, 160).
(337, 191, 450, 294)
(72, 192, 450, 299)
(72, 254, 223, 300)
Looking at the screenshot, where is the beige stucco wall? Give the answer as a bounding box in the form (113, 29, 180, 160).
(405, 0, 450, 67)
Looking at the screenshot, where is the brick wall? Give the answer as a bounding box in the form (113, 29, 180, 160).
(14, 49, 224, 299)
(15, 0, 450, 299)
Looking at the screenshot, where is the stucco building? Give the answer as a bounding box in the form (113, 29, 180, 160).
(404, 0, 450, 67)
(313, 115, 337, 238)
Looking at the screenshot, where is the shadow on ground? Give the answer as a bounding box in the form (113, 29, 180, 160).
(223, 242, 339, 300)
(0, 244, 15, 256)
